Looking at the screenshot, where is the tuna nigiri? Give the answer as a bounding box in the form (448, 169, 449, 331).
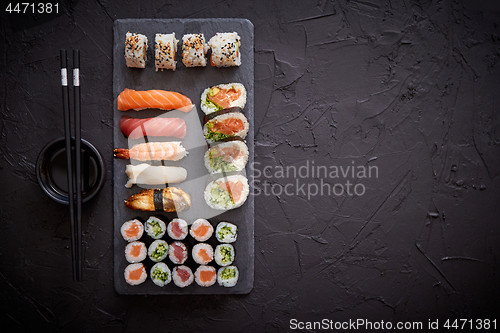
(120, 115, 186, 139)
(117, 88, 193, 112)
(114, 142, 187, 161)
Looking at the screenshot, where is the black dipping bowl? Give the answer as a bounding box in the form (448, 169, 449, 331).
(36, 137, 106, 204)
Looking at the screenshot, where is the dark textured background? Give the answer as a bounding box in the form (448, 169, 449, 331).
(1, 0, 499, 332)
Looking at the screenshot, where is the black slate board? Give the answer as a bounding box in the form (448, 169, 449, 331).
(113, 19, 254, 295)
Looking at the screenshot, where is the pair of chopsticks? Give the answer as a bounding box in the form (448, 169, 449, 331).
(60, 49, 82, 281)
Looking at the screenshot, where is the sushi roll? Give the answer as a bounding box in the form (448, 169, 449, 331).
(148, 239, 169, 262)
(208, 32, 241, 67)
(204, 140, 249, 174)
(150, 262, 172, 287)
(181, 34, 209, 67)
(203, 108, 249, 143)
(214, 244, 235, 267)
(155, 33, 178, 71)
(215, 222, 238, 243)
(192, 243, 214, 265)
(125, 241, 147, 263)
(168, 241, 188, 264)
(124, 263, 147, 286)
(167, 218, 188, 240)
(172, 265, 194, 288)
(189, 218, 214, 242)
(121, 219, 144, 242)
(204, 174, 249, 210)
(217, 266, 239, 287)
(125, 32, 147, 68)
(194, 265, 217, 287)
(200, 83, 247, 114)
(144, 216, 166, 239)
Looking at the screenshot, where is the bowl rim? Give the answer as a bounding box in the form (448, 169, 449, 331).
(36, 137, 106, 204)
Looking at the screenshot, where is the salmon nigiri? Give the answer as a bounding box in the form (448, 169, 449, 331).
(117, 88, 193, 112)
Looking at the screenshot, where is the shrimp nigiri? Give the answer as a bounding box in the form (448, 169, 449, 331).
(114, 142, 187, 161)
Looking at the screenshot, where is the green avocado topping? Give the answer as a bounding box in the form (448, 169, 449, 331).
(205, 122, 233, 141)
(218, 226, 235, 241)
(152, 267, 169, 282)
(204, 94, 223, 111)
(210, 185, 234, 208)
(220, 267, 236, 280)
(151, 243, 167, 260)
(148, 220, 163, 237)
(209, 152, 238, 172)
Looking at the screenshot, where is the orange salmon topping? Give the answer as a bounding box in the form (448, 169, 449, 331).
(211, 147, 242, 162)
(125, 223, 140, 238)
(208, 88, 241, 109)
(200, 269, 216, 282)
(212, 118, 244, 135)
(130, 244, 142, 257)
(198, 249, 211, 262)
(193, 224, 210, 237)
(129, 266, 144, 280)
(219, 180, 244, 203)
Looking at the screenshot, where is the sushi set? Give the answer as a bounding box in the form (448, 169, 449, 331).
(113, 19, 254, 294)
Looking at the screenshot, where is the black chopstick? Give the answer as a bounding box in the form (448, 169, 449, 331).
(60, 49, 78, 281)
(73, 50, 82, 281)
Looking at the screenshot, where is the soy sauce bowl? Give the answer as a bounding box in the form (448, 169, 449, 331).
(36, 137, 106, 204)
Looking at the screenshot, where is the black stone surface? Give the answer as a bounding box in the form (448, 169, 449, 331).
(1, 0, 499, 331)
(112, 18, 254, 295)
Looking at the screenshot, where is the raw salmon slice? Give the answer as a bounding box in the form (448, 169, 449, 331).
(208, 88, 241, 109)
(117, 88, 193, 112)
(212, 118, 244, 135)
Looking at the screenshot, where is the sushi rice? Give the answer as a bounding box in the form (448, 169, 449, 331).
(214, 244, 235, 267)
(194, 265, 217, 287)
(144, 216, 166, 239)
(124, 32, 147, 68)
(150, 262, 171, 287)
(168, 241, 188, 265)
(124, 263, 147, 286)
(215, 222, 238, 243)
(172, 265, 194, 288)
(167, 218, 188, 240)
(125, 241, 147, 263)
(120, 219, 144, 242)
(189, 218, 214, 242)
(217, 265, 239, 287)
(148, 239, 169, 262)
(204, 174, 249, 210)
(208, 32, 241, 67)
(192, 243, 214, 265)
(155, 33, 178, 71)
(182, 34, 209, 67)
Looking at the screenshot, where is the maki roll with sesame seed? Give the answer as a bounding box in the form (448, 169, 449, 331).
(155, 33, 178, 71)
(125, 32, 148, 68)
(208, 32, 241, 67)
(182, 34, 209, 67)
